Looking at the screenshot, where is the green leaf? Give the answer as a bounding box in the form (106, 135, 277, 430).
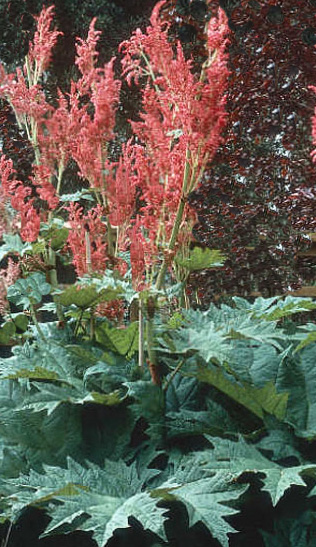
(13, 314, 29, 333)
(59, 190, 94, 202)
(83, 390, 124, 406)
(101, 492, 167, 544)
(233, 295, 316, 321)
(0, 404, 82, 470)
(0, 233, 32, 261)
(167, 311, 186, 329)
(124, 380, 165, 441)
(165, 472, 247, 547)
(50, 227, 69, 251)
(294, 330, 316, 353)
(95, 322, 139, 359)
(158, 305, 287, 365)
(195, 363, 288, 420)
(256, 418, 303, 463)
(174, 247, 226, 271)
(56, 284, 123, 308)
(261, 512, 316, 547)
(2, 458, 168, 546)
(159, 321, 231, 364)
(166, 376, 201, 412)
(0, 321, 16, 344)
(4, 366, 59, 382)
(276, 345, 316, 438)
(56, 285, 101, 308)
(7, 273, 51, 309)
(203, 436, 310, 506)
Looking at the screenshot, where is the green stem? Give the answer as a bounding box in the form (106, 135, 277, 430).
(163, 359, 184, 392)
(74, 309, 84, 337)
(99, 145, 116, 257)
(56, 160, 64, 196)
(138, 298, 144, 368)
(146, 317, 156, 366)
(29, 301, 46, 343)
(47, 242, 64, 322)
(155, 147, 191, 291)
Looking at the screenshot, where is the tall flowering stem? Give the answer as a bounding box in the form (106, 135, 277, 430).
(119, 0, 230, 290)
(0, 2, 230, 375)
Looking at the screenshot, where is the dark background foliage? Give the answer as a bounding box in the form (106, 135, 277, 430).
(161, 0, 316, 301)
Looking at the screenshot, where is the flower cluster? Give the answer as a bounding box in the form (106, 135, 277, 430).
(0, 155, 40, 242)
(119, 1, 230, 284)
(66, 203, 108, 276)
(0, 258, 20, 316)
(0, 1, 230, 297)
(28, 5, 63, 83)
(30, 164, 59, 210)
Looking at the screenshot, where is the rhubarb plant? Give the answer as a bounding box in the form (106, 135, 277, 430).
(0, 3, 316, 546)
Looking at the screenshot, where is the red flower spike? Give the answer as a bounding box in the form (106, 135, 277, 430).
(66, 203, 107, 276)
(30, 164, 59, 210)
(119, 2, 230, 278)
(28, 5, 63, 80)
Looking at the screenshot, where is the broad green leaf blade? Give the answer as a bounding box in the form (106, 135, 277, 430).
(2, 458, 167, 546)
(7, 273, 51, 309)
(276, 345, 316, 438)
(261, 512, 315, 547)
(204, 436, 310, 506)
(44, 491, 123, 539)
(0, 321, 16, 344)
(233, 295, 316, 321)
(0, 233, 32, 261)
(4, 366, 59, 382)
(56, 285, 102, 308)
(174, 247, 226, 271)
(196, 364, 288, 420)
(262, 467, 306, 506)
(50, 227, 69, 251)
(22, 383, 87, 415)
(124, 380, 165, 441)
(256, 419, 303, 463)
(13, 314, 29, 332)
(102, 492, 167, 544)
(294, 330, 316, 353)
(96, 322, 139, 358)
(83, 390, 123, 406)
(171, 472, 247, 547)
(158, 304, 287, 365)
(159, 322, 231, 364)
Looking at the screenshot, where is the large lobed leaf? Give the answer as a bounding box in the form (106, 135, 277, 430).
(233, 295, 316, 321)
(1, 458, 168, 546)
(203, 436, 312, 506)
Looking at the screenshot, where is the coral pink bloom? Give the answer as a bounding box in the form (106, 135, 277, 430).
(70, 20, 121, 194)
(20, 204, 41, 242)
(108, 140, 136, 228)
(66, 203, 107, 276)
(28, 5, 63, 80)
(30, 164, 59, 210)
(38, 89, 80, 175)
(129, 222, 146, 290)
(119, 2, 230, 272)
(0, 155, 40, 242)
(75, 17, 101, 90)
(0, 258, 20, 316)
(6, 67, 51, 121)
